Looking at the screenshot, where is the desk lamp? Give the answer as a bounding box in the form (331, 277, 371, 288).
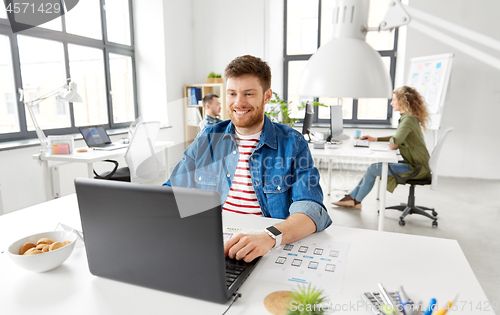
(20, 80, 83, 155)
(298, 0, 411, 100)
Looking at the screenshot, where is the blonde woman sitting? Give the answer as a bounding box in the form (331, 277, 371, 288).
(333, 86, 431, 209)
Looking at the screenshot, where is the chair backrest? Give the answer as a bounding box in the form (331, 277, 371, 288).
(429, 127, 453, 190)
(125, 121, 162, 184)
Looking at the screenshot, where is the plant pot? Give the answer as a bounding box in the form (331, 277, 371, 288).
(205, 78, 224, 84)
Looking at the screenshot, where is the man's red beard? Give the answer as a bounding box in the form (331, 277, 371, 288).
(228, 98, 266, 129)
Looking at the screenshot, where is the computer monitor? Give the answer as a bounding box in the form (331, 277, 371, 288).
(302, 102, 314, 142)
(326, 105, 349, 142)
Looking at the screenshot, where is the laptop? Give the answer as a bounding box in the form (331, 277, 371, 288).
(78, 125, 128, 151)
(74, 178, 260, 303)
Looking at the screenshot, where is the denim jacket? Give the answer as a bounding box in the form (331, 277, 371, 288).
(164, 115, 332, 232)
(200, 115, 222, 130)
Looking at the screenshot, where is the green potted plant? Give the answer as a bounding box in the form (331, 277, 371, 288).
(265, 92, 326, 128)
(206, 72, 224, 83)
(287, 284, 327, 315)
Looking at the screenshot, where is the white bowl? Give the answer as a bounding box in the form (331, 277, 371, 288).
(8, 231, 77, 272)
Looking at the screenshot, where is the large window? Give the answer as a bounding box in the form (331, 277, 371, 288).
(284, 0, 398, 125)
(0, 34, 18, 134)
(0, 0, 137, 143)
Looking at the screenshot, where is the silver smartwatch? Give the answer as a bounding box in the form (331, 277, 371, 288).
(264, 226, 283, 249)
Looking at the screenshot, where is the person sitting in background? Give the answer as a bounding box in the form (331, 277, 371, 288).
(333, 86, 431, 209)
(200, 93, 222, 130)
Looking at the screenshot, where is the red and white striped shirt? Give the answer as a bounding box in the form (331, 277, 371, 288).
(222, 131, 262, 216)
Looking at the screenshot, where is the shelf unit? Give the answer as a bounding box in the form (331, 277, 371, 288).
(183, 83, 226, 143)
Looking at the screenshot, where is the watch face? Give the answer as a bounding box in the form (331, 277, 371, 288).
(267, 226, 282, 236)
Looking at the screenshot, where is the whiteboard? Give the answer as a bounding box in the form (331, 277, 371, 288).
(406, 53, 454, 130)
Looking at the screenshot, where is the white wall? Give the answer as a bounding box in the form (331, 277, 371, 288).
(0, 145, 47, 213)
(406, 0, 500, 179)
(191, 0, 284, 94)
(266, 0, 285, 96)
(133, 0, 169, 127)
(134, 0, 196, 148)
(192, 0, 265, 81)
(162, 0, 195, 140)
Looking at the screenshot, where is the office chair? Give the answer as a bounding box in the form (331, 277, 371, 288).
(93, 159, 131, 182)
(385, 128, 453, 227)
(125, 121, 162, 184)
(94, 121, 162, 184)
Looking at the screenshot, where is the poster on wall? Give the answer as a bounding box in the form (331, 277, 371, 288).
(406, 53, 454, 130)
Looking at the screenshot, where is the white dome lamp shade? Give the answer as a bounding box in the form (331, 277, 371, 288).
(298, 0, 393, 99)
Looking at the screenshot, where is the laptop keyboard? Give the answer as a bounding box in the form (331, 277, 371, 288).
(353, 139, 370, 148)
(225, 259, 247, 288)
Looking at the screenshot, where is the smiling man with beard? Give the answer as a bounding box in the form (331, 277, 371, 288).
(164, 55, 332, 262)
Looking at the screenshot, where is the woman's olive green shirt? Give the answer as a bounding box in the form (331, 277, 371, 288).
(378, 114, 431, 192)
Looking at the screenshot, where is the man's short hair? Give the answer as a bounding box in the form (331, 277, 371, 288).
(202, 93, 219, 106)
(224, 55, 271, 92)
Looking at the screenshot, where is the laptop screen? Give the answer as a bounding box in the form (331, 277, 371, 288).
(74, 178, 238, 303)
(79, 125, 112, 147)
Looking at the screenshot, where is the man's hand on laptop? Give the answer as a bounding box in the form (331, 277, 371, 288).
(224, 232, 275, 263)
(224, 214, 317, 262)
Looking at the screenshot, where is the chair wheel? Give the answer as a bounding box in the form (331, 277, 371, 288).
(432, 220, 438, 228)
(432, 211, 438, 217)
(399, 219, 405, 226)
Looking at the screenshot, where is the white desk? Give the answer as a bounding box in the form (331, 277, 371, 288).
(33, 141, 174, 200)
(0, 195, 493, 314)
(309, 140, 399, 232)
